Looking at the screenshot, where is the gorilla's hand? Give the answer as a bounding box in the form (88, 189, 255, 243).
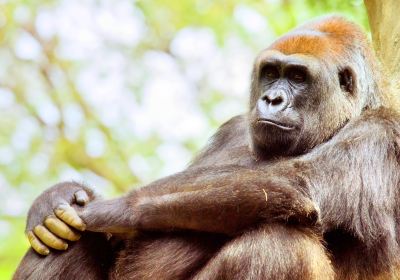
(26, 182, 98, 255)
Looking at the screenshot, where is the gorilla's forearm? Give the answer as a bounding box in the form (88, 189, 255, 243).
(79, 165, 317, 235)
(132, 169, 317, 234)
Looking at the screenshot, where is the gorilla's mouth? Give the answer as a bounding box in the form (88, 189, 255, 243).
(257, 118, 295, 131)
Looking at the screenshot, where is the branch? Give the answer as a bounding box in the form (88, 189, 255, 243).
(23, 24, 140, 192)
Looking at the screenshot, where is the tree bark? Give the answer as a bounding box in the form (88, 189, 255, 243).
(364, 0, 400, 92)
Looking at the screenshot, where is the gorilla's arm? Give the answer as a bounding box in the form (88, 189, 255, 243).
(79, 108, 400, 242)
(303, 108, 400, 247)
(78, 165, 317, 235)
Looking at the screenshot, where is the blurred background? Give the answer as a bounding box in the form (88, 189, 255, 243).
(0, 0, 368, 277)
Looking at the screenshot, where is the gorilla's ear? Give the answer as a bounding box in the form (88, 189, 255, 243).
(338, 67, 355, 95)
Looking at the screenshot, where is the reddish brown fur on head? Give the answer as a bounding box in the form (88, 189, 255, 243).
(270, 16, 372, 61)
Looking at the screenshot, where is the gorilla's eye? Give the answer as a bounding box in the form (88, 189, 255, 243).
(339, 68, 355, 94)
(261, 65, 279, 80)
(287, 68, 307, 83)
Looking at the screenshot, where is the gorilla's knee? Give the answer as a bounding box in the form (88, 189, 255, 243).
(195, 225, 334, 280)
(13, 232, 112, 280)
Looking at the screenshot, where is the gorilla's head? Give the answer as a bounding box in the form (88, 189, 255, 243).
(248, 16, 381, 159)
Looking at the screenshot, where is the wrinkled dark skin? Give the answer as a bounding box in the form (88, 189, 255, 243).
(14, 16, 400, 280)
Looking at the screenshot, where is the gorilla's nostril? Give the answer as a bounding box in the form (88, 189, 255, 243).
(271, 96, 283, 106)
(261, 93, 285, 107)
(261, 95, 271, 103)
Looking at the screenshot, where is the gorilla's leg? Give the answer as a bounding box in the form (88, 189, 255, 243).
(193, 224, 334, 280)
(13, 232, 112, 280)
(14, 227, 333, 280)
(109, 232, 227, 280)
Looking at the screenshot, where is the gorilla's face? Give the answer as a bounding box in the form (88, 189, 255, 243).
(249, 49, 358, 159)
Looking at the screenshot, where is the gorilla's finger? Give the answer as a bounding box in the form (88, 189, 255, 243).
(33, 225, 68, 251)
(74, 189, 90, 206)
(44, 216, 81, 241)
(55, 204, 86, 231)
(27, 231, 50, 256)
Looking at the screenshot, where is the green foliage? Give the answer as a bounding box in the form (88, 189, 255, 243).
(0, 0, 368, 278)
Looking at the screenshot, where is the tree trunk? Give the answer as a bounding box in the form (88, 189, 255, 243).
(364, 0, 400, 92)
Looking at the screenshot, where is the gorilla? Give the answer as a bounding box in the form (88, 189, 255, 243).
(14, 16, 400, 280)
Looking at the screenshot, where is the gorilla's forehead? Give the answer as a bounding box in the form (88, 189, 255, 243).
(268, 29, 343, 59)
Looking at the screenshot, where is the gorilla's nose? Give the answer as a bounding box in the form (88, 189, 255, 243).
(260, 90, 289, 112)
